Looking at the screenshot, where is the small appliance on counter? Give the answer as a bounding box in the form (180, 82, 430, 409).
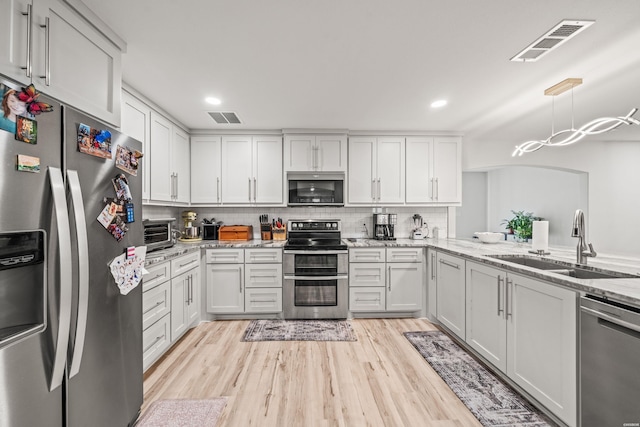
(179, 210, 202, 242)
(219, 225, 253, 241)
(143, 218, 176, 251)
(411, 214, 428, 239)
(202, 218, 223, 240)
(373, 213, 396, 240)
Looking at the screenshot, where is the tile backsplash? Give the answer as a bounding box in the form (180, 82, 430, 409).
(143, 205, 449, 239)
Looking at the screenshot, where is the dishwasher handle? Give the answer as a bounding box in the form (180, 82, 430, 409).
(581, 306, 640, 335)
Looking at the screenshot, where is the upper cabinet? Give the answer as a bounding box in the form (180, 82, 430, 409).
(348, 136, 405, 205)
(0, 0, 123, 126)
(221, 135, 283, 205)
(149, 111, 190, 204)
(406, 136, 461, 205)
(191, 136, 222, 204)
(121, 91, 152, 200)
(284, 134, 348, 172)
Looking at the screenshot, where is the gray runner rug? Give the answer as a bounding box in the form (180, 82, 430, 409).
(242, 319, 357, 342)
(136, 398, 227, 427)
(404, 331, 556, 427)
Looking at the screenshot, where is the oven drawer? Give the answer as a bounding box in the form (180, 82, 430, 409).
(386, 247, 423, 263)
(245, 288, 282, 313)
(349, 248, 385, 263)
(206, 248, 244, 264)
(245, 264, 283, 288)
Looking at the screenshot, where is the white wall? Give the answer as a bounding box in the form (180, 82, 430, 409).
(464, 136, 640, 257)
(456, 172, 488, 239)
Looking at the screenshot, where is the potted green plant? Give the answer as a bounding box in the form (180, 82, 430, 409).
(502, 210, 542, 241)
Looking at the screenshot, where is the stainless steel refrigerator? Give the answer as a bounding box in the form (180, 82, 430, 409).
(0, 76, 143, 426)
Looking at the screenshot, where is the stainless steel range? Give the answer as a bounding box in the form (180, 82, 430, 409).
(283, 219, 348, 319)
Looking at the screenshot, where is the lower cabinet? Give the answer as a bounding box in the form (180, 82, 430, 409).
(206, 248, 283, 315)
(348, 247, 423, 313)
(465, 261, 577, 427)
(142, 251, 201, 371)
(435, 251, 466, 339)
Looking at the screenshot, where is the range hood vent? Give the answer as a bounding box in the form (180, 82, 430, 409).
(510, 19, 595, 62)
(208, 111, 242, 124)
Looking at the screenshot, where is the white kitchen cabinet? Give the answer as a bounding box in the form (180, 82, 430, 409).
(0, 0, 122, 125)
(121, 91, 152, 200)
(221, 135, 283, 205)
(348, 136, 405, 205)
(426, 249, 437, 321)
(206, 248, 283, 315)
(284, 134, 348, 172)
(348, 247, 422, 313)
(435, 251, 466, 339)
(149, 111, 190, 204)
(406, 136, 461, 205)
(465, 261, 577, 426)
(170, 252, 200, 342)
(507, 272, 576, 427)
(190, 136, 222, 204)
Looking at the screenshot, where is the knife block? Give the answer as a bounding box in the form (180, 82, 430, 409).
(260, 224, 272, 240)
(272, 225, 287, 241)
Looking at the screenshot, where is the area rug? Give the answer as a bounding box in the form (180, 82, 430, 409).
(136, 398, 227, 427)
(404, 331, 556, 427)
(242, 319, 357, 342)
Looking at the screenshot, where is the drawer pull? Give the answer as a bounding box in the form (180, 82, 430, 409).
(143, 300, 165, 315)
(439, 259, 460, 269)
(250, 299, 277, 303)
(355, 298, 381, 302)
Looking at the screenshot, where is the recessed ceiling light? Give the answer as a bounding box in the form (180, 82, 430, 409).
(431, 100, 447, 108)
(205, 97, 221, 105)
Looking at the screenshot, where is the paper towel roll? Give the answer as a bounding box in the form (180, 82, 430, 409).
(532, 221, 549, 252)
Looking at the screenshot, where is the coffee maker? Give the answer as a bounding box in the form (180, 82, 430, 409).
(373, 213, 396, 240)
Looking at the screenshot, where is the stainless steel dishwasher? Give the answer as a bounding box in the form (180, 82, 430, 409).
(580, 295, 640, 427)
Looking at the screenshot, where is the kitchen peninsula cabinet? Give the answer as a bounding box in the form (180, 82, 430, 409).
(0, 0, 123, 126)
(348, 137, 405, 205)
(348, 247, 422, 314)
(406, 136, 461, 205)
(190, 136, 222, 204)
(221, 136, 283, 205)
(465, 261, 577, 427)
(206, 248, 283, 315)
(435, 251, 466, 339)
(284, 134, 348, 172)
(149, 111, 190, 204)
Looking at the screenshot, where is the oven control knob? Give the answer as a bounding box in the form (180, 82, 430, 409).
(325, 223, 331, 228)
(332, 223, 338, 228)
(292, 223, 297, 228)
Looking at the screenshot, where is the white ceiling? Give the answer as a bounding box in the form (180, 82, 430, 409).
(82, 0, 640, 145)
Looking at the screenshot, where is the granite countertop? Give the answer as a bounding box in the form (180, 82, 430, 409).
(345, 237, 640, 306)
(145, 237, 640, 306)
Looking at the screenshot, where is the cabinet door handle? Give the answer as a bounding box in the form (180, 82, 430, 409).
(435, 177, 439, 200)
(186, 276, 190, 304)
(497, 275, 504, 316)
(431, 253, 436, 280)
(253, 177, 257, 202)
(506, 277, 513, 318)
(239, 267, 243, 293)
(430, 178, 434, 200)
(388, 266, 391, 291)
(377, 178, 381, 201)
(175, 173, 179, 200)
(371, 179, 376, 201)
(312, 145, 317, 170)
(216, 177, 220, 202)
(21, 4, 33, 78)
(248, 178, 251, 201)
(439, 259, 460, 269)
(39, 17, 51, 85)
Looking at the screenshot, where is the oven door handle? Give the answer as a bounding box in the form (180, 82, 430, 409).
(284, 275, 348, 281)
(284, 250, 348, 255)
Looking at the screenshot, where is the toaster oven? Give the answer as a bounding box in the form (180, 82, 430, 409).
(143, 218, 176, 252)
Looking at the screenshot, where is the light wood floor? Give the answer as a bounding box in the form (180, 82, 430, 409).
(142, 318, 482, 426)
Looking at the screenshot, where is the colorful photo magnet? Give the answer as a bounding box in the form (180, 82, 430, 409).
(77, 123, 112, 159)
(16, 154, 40, 173)
(115, 145, 142, 176)
(15, 116, 37, 144)
(0, 83, 28, 135)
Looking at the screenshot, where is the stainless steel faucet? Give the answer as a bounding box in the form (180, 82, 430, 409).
(571, 209, 597, 264)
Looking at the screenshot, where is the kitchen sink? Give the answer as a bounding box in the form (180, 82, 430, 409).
(488, 255, 639, 279)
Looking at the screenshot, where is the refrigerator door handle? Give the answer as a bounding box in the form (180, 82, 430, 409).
(48, 167, 73, 391)
(67, 170, 89, 378)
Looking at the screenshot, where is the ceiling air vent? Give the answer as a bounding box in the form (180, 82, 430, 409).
(208, 111, 242, 124)
(510, 20, 595, 62)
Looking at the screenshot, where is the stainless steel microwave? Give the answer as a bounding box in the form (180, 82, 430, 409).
(287, 172, 345, 207)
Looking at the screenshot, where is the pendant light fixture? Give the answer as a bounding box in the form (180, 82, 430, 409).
(512, 78, 639, 156)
